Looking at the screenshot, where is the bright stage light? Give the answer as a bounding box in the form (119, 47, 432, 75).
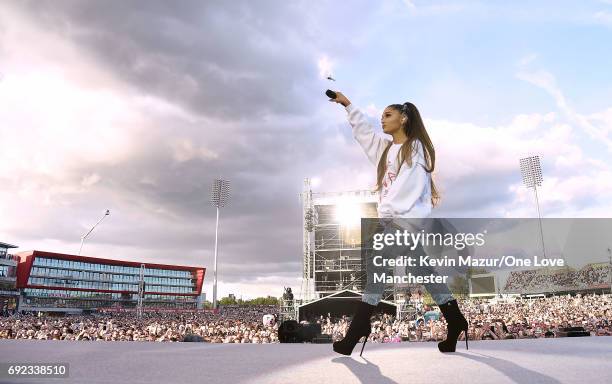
(335, 200, 362, 227)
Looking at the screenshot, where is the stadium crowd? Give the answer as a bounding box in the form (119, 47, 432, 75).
(1, 295, 610, 343)
(0, 305, 279, 343)
(322, 293, 612, 343)
(504, 264, 610, 294)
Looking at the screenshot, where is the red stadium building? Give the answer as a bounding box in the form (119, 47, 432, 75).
(15, 250, 205, 313)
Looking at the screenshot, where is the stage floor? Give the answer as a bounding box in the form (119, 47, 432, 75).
(1, 337, 611, 384)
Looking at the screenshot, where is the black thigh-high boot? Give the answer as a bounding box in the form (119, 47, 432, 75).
(333, 301, 377, 356)
(438, 299, 469, 353)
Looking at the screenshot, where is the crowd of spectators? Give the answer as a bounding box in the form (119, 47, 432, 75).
(1, 295, 610, 343)
(0, 305, 279, 343)
(504, 264, 610, 293)
(320, 293, 612, 342)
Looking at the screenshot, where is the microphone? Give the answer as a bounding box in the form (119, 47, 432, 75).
(325, 89, 337, 99)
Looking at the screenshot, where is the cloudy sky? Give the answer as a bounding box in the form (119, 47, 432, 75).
(1, 1, 611, 299)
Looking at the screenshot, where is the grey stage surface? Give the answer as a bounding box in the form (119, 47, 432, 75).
(1, 337, 611, 384)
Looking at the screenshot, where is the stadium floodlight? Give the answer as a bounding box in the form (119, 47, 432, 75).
(608, 247, 612, 295)
(137, 263, 145, 318)
(520, 156, 546, 259)
(210, 179, 231, 310)
(78, 209, 110, 256)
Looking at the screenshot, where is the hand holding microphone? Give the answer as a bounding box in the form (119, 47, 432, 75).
(326, 89, 351, 107)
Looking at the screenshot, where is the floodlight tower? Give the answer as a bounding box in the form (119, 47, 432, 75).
(607, 247, 612, 295)
(210, 179, 230, 310)
(136, 263, 145, 318)
(520, 156, 547, 260)
(300, 178, 315, 302)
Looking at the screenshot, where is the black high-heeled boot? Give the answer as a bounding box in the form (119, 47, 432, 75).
(333, 301, 376, 356)
(438, 299, 469, 353)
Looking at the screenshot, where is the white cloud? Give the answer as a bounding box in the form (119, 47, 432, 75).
(516, 68, 612, 151)
(516, 70, 568, 108)
(317, 55, 335, 80)
(402, 0, 417, 9)
(0, 72, 138, 174)
(593, 10, 612, 25)
(588, 107, 612, 136)
(170, 138, 218, 163)
(517, 53, 538, 66)
(81, 173, 102, 187)
(421, 108, 609, 217)
(364, 103, 383, 119)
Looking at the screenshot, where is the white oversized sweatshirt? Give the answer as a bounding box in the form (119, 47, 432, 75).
(345, 103, 432, 218)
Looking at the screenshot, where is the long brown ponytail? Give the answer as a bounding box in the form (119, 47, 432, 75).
(375, 102, 440, 207)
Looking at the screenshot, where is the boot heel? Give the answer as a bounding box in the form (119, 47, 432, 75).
(332, 302, 376, 356)
(359, 334, 370, 357)
(437, 300, 469, 354)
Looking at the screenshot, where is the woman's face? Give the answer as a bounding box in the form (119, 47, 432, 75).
(381, 106, 404, 135)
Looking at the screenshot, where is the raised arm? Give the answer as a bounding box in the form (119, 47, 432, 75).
(345, 104, 391, 166)
(329, 91, 391, 166)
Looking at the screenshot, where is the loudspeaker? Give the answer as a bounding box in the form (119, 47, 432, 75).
(278, 321, 323, 343)
(278, 320, 301, 343)
(183, 334, 204, 342)
(299, 323, 321, 342)
(566, 331, 590, 337)
(557, 327, 590, 337)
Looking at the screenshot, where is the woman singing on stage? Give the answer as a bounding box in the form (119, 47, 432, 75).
(328, 91, 469, 356)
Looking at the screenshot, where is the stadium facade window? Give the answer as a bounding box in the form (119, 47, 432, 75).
(22, 257, 200, 310)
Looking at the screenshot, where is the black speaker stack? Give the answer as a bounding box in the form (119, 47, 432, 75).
(277, 320, 330, 343)
(556, 326, 590, 337)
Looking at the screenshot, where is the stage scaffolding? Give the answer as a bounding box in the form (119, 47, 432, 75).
(278, 299, 300, 322)
(299, 178, 418, 320)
